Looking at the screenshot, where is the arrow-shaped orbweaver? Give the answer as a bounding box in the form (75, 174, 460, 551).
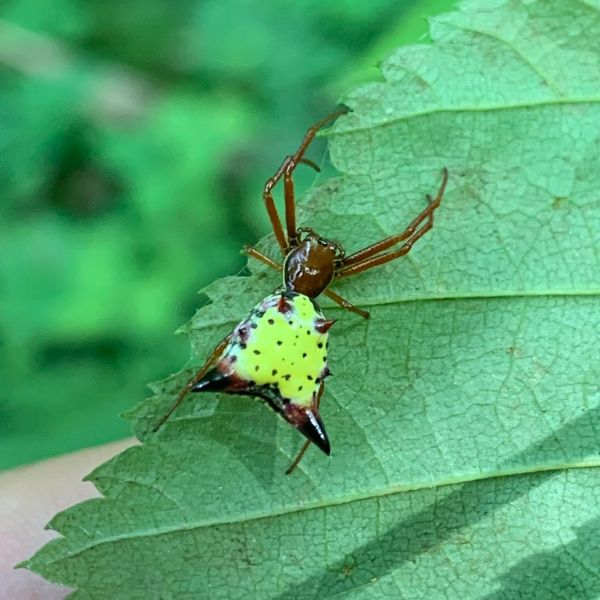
(154, 108, 448, 473)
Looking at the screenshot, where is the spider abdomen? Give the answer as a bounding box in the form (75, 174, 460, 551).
(191, 290, 334, 454)
(231, 291, 330, 404)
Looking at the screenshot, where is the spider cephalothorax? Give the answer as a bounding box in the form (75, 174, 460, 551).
(283, 230, 344, 298)
(154, 107, 448, 473)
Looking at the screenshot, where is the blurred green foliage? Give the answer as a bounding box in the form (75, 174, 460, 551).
(0, 0, 455, 469)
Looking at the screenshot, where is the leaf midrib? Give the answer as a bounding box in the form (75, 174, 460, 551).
(36, 458, 600, 568)
(329, 97, 600, 138)
(326, 289, 600, 308)
(196, 290, 600, 330)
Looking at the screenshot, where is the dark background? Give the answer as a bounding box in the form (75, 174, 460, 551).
(0, 0, 455, 469)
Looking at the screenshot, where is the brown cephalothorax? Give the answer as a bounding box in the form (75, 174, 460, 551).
(283, 231, 340, 298)
(154, 107, 448, 473)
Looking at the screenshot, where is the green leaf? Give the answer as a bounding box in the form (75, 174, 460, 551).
(24, 1, 600, 597)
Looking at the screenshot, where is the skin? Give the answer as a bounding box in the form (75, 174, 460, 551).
(0, 438, 138, 599)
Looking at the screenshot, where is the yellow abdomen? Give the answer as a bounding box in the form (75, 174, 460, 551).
(222, 291, 330, 407)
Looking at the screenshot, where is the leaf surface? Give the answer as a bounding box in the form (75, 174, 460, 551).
(25, 1, 600, 598)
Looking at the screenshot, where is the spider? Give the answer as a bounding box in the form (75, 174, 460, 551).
(154, 107, 448, 473)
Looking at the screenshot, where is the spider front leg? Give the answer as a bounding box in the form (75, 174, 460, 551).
(336, 168, 448, 278)
(262, 107, 349, 254)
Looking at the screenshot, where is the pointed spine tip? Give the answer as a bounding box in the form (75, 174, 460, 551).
(315, 319, 336, 334)
(287, 405, 331, 456)
(277, 295, 292, 314)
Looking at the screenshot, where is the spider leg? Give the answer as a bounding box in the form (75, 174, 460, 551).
(285, 440, 310, 475)
(339, 168, 448, 269)
(152, 334, 232, 432)
(262, 180, 288, 254)
(325, 288, 370, 319)
(336, 207, 437, 278)
(243, 246, 282, 271)
(299, 157, 321, 172)
(336, 168, 448, 278)
(264, 107, 349, 253)
(286, 381, 325, 475)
